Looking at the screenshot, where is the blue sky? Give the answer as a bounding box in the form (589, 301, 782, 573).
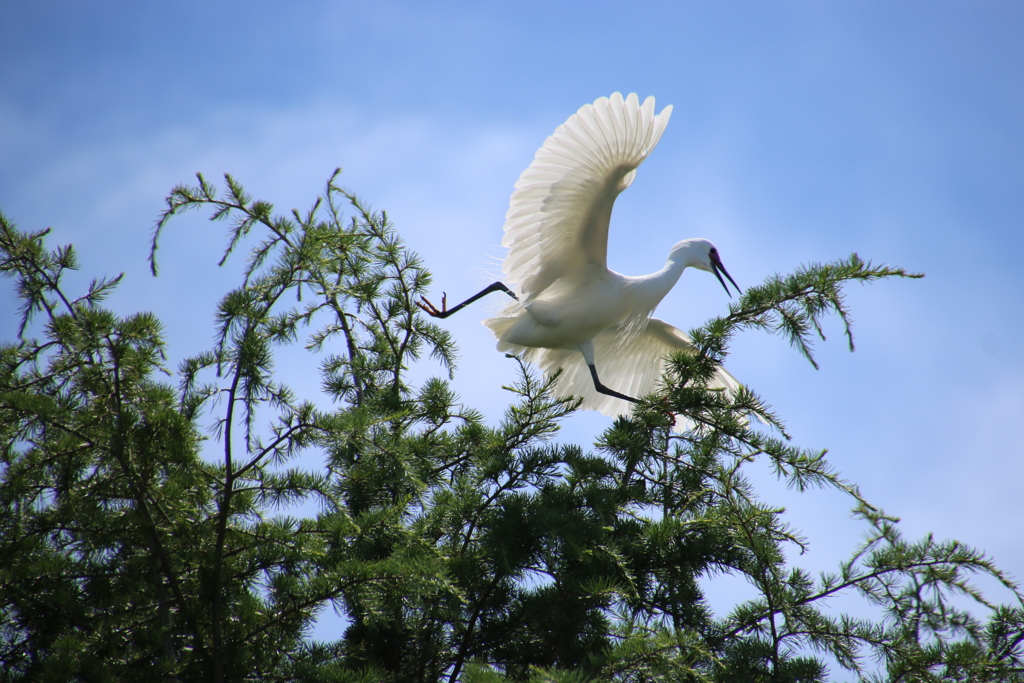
(3, 1, 1022, 641)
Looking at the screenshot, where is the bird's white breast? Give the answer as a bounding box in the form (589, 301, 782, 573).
(501, 273, 634, 351)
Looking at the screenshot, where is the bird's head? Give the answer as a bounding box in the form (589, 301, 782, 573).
(672, 238, 741, 297)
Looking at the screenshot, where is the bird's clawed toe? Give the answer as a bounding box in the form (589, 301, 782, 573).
(658, 396, 677, 424)
(416, 293, 448, 318)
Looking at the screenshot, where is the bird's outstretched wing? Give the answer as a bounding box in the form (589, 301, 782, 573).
(501, 92, 673, 301)
(521, 318, 740, 431)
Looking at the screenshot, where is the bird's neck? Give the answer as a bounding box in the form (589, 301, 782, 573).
(628, 255, 689, 313)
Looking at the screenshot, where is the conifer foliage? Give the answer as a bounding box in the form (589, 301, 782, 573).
(1, 172, 1022, 681)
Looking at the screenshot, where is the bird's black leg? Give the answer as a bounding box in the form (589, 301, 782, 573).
(587, 364, 639, 404)
(417, 281, 518, 318)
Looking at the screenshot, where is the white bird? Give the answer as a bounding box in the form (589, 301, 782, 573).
(418, 92, 741, 422)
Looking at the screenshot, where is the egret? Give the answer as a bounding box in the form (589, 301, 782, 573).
(418, 92, 742, 421)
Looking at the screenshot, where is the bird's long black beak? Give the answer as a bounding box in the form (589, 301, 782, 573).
(710, 251, 741, 298)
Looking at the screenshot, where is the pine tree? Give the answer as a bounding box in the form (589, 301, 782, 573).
(1, 171, 1021, 682)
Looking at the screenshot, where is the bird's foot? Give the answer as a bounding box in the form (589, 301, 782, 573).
(658, 396, 677, 426)
(415, 293, 448, 318)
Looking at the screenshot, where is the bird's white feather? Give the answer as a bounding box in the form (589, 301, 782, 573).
(501, 93, 673, 301)
(507, 318, 739, 431)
